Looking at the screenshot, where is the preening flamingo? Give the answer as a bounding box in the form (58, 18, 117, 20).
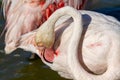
(35, 6, 120, 80)
(2, 0, 86, 55)
(11, 6, 120, 79)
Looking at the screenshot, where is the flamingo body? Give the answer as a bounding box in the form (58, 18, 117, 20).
(13, 7, 120, 80)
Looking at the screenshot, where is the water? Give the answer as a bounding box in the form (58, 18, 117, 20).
(0, 0, 120, 80)
(0, 51, 66, 80)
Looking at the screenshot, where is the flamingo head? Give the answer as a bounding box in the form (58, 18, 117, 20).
(35, 22, 55, 49)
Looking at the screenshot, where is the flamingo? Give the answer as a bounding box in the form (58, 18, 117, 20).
(35, 6, 120, 80)
(11, 6, 120, 79)
(2, 0, 86, 56)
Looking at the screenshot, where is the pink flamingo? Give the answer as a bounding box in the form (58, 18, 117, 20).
(10, 6, 120, 79)
(35, 6, 120, 80)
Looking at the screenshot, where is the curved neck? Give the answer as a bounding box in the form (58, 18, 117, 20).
(46, 6, 85, 79)
(48, 6, 83, 73)
(47, 6, 82, 33)
(36, 6, 83, 68)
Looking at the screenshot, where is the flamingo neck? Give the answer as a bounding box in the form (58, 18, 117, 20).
(36, 6, 82, 44)
(46, 6, 84, 79)
(36, 6, 82, 65)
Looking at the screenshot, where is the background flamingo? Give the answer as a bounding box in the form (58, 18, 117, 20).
(2, 0, 86, 59)
(9, 6, 120, 79)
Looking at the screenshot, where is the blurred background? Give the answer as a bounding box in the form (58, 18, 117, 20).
(0, 0, 120, 80)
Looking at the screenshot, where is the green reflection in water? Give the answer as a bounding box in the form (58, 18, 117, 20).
(0, 49, 69, 80)
(11, 59, 68, 80)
